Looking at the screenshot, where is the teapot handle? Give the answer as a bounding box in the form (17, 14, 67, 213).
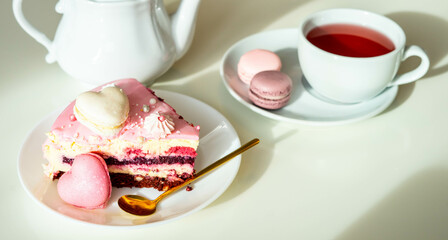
(12, 0, 59, 63)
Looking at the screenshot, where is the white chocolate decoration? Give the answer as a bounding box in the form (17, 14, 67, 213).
(73, 86, 129, 136)
(144, 112, 175, 139)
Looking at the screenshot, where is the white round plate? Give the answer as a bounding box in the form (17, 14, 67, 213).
(18, 90, 241, 227)
(220, 28, 398, 126)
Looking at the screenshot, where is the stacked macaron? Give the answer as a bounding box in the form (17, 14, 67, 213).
(249, 71, 293, 110)
(237, 49, 292, 109)
(237, 49, 282, 84)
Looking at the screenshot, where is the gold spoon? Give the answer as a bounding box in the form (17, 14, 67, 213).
(118, 138, 260, 216)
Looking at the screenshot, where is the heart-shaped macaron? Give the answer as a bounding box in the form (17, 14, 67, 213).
(57, 153, 112, 209)
(74, 86, 129, 136)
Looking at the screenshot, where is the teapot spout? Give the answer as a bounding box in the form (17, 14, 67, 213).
(171, 0, 201, 60)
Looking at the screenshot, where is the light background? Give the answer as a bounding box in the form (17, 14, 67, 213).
(1, 0, 448, 239)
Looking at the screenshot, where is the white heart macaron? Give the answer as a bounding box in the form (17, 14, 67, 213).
(74, 86, 129, 136)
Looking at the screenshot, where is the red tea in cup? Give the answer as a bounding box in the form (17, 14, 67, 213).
(298, 9, 430, 103)
(306, 24, 395, 57)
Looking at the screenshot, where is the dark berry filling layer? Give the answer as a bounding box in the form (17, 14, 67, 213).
(62, 155, 195, 166)
(106, 156, 195, 165)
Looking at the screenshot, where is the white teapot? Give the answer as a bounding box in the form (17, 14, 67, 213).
(13, 0, 201, 85)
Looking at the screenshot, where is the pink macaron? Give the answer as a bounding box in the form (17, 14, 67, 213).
(57, 153, 111, 209)
(237, 49, 282, 84)
(249, 71, 293, 110)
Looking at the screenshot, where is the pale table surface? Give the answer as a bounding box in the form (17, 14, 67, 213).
(2, 0, 448, 239)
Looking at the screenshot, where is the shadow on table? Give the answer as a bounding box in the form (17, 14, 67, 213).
(383, 11, 448, 114)
(387, 11, 448, 79)
(208, 76, 300, 208)
(157, 0, 310, 84)
(335, 166, 448, 240)
(158, 67, 299, 208)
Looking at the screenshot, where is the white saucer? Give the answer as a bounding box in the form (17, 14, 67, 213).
(18, 90, 241, 227)
(220, 28, 398, 126)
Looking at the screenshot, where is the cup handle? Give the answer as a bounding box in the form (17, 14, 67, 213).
(12, 0, 60, 63)
(388, 45, 430, 87)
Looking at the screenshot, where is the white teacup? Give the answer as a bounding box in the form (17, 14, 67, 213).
(298, 8, 430, 103)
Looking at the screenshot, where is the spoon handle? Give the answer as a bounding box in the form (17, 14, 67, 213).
(155, 138, 260, 202)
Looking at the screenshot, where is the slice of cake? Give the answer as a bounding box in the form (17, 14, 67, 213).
(42, 78, 200, 191)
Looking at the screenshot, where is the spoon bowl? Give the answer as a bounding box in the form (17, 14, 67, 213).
(118, 195, 158, 216)
(118, 138, 260, 216)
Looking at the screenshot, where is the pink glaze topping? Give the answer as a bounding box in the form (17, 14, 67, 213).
(57, 153, 111, 209)
(50, 78, 199, 144)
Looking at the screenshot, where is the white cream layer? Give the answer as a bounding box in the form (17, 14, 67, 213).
(43, 134, 198, 178)
(44, 132, 198, 159)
